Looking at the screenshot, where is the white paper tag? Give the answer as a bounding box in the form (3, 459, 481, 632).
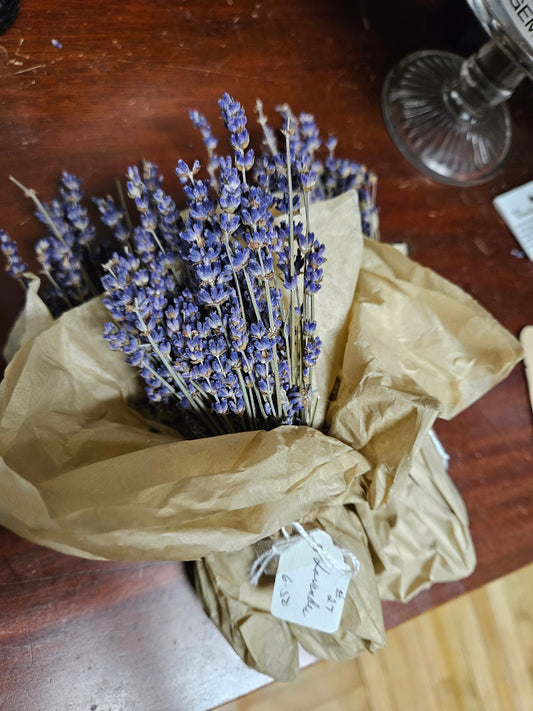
(270, 529, 355, 634)
(519, 326, 533, 413)
(493, 180, 533, 260)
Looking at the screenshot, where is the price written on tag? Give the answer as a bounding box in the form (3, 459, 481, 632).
(270, 529, 355, 634)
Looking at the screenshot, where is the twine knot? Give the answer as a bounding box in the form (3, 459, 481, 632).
(250, 522, 360, 586)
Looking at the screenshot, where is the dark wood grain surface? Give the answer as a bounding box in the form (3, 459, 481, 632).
(0, 1, 532, 709)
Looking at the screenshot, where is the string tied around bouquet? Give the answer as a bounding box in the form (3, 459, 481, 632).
(249, 521, 360, 586)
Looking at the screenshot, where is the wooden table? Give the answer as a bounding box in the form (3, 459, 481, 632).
(0, 1, 531, 709)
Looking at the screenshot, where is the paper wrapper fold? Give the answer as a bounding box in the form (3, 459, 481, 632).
(355, 432, 476, 602)
(0, 295, 371, 560)
(0, 192, 521, 558)
(2, 274, 54, 364)
(0, 191, 522, 678)
(328, 238, 522, 508)
(193, 429, 476, 679)
(194, 505, 385, 682)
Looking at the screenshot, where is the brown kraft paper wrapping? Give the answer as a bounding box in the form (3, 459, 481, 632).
(0, 191, 522, 678)
(354, 431, 477, 602)
(194, 505, 385, 682)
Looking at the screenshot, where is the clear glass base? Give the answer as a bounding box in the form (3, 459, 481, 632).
(381, 50, 512, 187)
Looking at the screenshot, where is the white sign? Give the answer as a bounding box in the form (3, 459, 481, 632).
(494, 180, 533, 260)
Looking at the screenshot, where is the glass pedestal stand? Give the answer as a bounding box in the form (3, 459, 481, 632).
(381, 39, 526, 186)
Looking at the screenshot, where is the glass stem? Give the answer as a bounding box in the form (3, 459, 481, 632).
(444, 39, 526, 121)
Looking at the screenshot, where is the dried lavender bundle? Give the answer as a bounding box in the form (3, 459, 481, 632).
(1, 93, 378, 438)
(6, 173, 101, 314)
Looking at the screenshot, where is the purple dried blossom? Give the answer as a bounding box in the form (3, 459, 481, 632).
(218, 92, 254, 176)
(0, 229, 28, 282)
(97, 94, 378, 434)
(4, 173, 114, 313)
(93, 195, 130, 242)
(189, 110, 219, 185)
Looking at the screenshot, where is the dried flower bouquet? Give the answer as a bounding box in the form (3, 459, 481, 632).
(0, 95, 522, 680)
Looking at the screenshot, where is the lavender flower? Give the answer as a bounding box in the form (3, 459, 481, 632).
(0, 229, 28, 282)
(189, 110, 219, 186)
(3, 93, 377, 439)
(93, 194, 131, 244)
(100, 95, 327, 434)
(6, 174, 100, 311)
(103, 94, 336, 433)
(218, 92, 254, 176)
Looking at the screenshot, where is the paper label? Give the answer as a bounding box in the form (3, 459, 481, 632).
(493, 180, 533, 260)
(270, 529, 354, 633)
(503, 1, 533, 50)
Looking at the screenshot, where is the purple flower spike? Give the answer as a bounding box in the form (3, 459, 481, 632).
(0, 229, 28, 281)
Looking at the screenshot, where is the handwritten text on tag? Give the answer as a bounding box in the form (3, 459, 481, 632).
(270, 529, 355, 634)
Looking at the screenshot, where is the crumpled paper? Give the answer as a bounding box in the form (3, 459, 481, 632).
(327, 237, 522, 508)
(0, 290, 370, 559)
(0, 190, 523, 679)
(195, 506, 385, 682)
(3, 273, 53, 363)
(0, 192, 374, 561)
(355, 431, 477, 602)
(194, 428, 477, 680)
